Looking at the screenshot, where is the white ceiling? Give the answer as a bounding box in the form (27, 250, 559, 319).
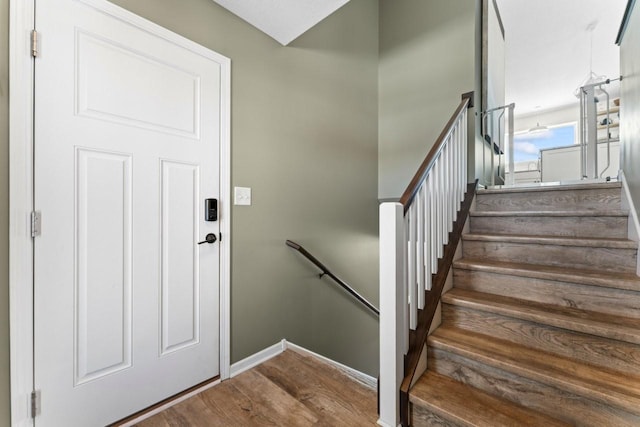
(212, 0, 351, 46)
(496, 0, 628, 116)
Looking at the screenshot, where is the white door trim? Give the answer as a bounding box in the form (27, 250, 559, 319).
(8, 1, 232, 425)
(9, 0, 36, 424)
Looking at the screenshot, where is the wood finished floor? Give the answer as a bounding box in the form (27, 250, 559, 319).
(134, 350, 378, 426)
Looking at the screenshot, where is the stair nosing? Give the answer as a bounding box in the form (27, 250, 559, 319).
(428, 326, 640, 414)
(442, 288, 640, 345)
(462, 233, 638, 249)
(453, 258, 640, 291)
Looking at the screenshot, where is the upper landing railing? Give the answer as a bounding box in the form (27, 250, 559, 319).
(480, 103, 514, 187)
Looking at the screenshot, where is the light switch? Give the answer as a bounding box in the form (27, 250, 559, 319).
(234, 186, 251, 206)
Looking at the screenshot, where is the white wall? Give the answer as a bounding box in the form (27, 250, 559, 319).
(620, 0, 640, 213)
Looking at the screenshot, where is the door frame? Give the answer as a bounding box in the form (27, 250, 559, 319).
(9, 1, 232, 424)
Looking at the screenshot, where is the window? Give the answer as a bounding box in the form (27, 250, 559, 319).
(512, 123, 577, 163)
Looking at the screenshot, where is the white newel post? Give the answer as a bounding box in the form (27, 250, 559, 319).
(379, 202, 405, 427)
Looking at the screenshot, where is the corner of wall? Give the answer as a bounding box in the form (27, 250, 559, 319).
(620, 171, 640, 275)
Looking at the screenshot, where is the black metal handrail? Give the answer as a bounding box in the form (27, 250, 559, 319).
(285, 240, 379, 316)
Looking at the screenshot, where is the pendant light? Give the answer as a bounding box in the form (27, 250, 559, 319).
(574, 21, 607, 98)
(528, 106, 548, 134)
(528, 122, 549, 134)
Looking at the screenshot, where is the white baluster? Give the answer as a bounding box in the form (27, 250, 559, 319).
(408, 203, 417, 330)
(429, 174, 438, 275)
(423, 176, 432, 291)
(416, 185, 425, 309)
(449, 133, 455, 227)
(463, 110, 468, 189)
(441, 148, 449, 245)
(446, 137, 451, 227)
(443, 147, 449, 241)
(443, 143, 449, 235)
(453, 129, 458, 221)
(458, 116, 463, 201)
(435, 160, 444, 257)
(451, 126, 458, 216)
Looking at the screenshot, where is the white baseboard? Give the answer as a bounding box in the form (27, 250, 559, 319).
(229, 339, 287, 377)
(285, 341, 378, 390)
(229, 339, 378, 390)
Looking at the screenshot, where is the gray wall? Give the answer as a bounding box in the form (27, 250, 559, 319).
(0, 0, 10, 423)
(107, 0, 380, 374)
(378, 0, 477, 200)
(0, 0, 379, 422)
(484, 0, 505, 116)
(620, 1, 640, 211)
(473, 0, 486, 183)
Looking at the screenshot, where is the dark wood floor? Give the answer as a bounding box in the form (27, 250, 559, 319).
(135, 350, 378, 426)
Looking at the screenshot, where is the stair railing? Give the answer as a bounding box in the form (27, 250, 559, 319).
(480, 103, 515, 187)
(378, 93, 476, 427)
(578, 77, 621, 180)
(286, 240, 379, 316)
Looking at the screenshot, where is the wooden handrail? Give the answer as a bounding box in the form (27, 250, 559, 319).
(399, 92, 473, 213)
(286, 240, 379, 316)
(399, 180, 477, 426)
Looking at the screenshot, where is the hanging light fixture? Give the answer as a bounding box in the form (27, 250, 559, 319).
(574, 21, 607, 98)
(528, 106, 548, 134)
(528, 122, 549, 134)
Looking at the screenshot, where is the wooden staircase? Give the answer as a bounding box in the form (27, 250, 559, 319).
(409, 182, 640, 426)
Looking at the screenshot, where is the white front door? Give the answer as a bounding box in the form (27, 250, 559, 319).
(33, 1, 227, 425)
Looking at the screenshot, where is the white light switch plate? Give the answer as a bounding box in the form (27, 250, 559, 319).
(234, 186, 251, 206)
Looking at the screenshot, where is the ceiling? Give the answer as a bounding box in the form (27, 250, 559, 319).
(495, 0, 628, 116)
(212, 0, 351, 46)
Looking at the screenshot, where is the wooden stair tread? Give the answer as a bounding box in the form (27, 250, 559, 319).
(463, 233, 638, 249)
(477, 182, 621, 195)
(442, 288, 640, 344)
(410, 371, 570, 427)
(470, 209, 628, 217)
(454, 258, 640, 291)
(429, 326, 640, 414)
(441, 303, 640, 374)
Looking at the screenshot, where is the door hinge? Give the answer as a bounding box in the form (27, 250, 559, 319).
(31, 211, 41, 238)
(31, 30, 38, 57)
(30, 390, 41, 418)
